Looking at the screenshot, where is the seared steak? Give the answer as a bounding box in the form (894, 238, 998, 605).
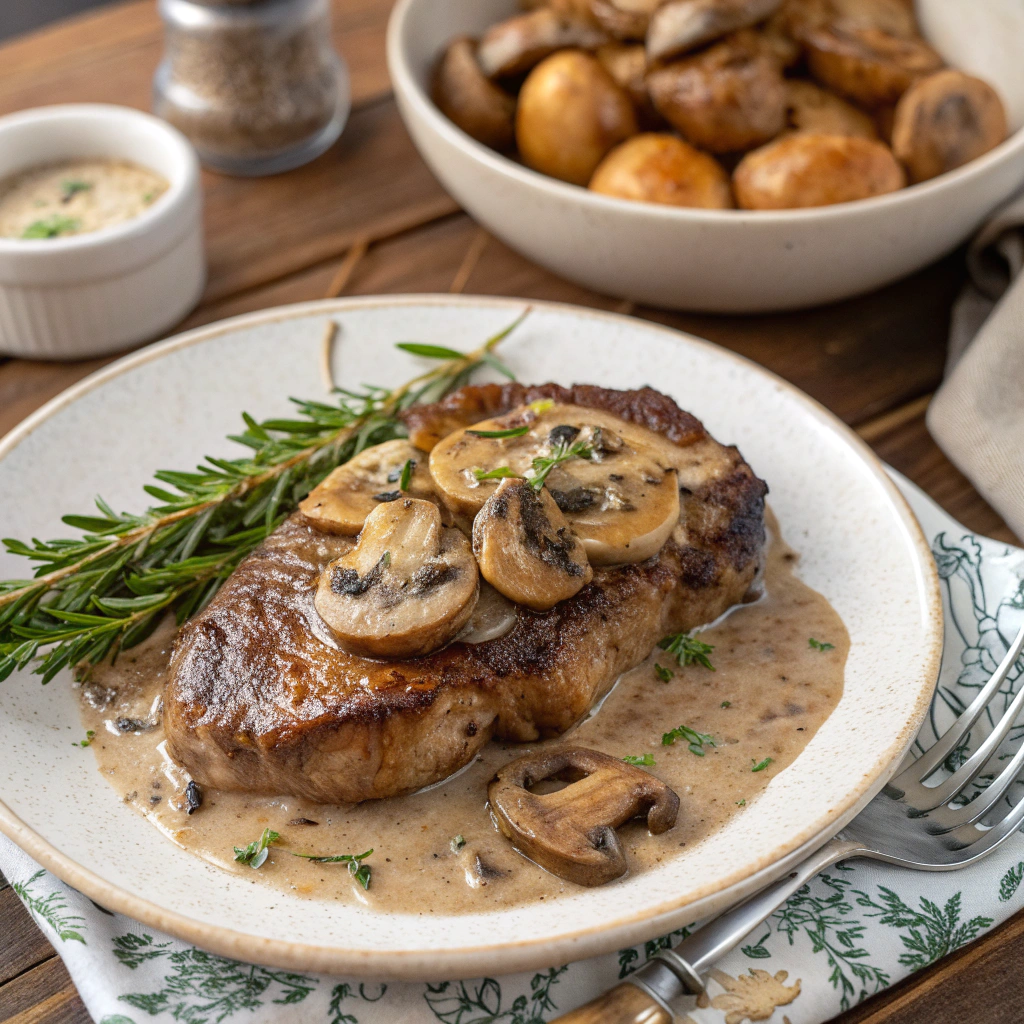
(164, 385, 767, 803)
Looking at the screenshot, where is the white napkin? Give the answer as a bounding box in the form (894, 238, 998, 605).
(928, 191, 1024, 542)
(4, 475, 1024, 1024)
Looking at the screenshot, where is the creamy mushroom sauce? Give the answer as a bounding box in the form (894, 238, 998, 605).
(77, 512, 847, 912)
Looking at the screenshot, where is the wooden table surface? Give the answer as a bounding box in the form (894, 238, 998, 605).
(0, 2, 1021, 1022)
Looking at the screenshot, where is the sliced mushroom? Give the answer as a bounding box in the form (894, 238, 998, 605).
(432, 37, 517, 150)
(429, 403, 680, 565)
(733, 132, 905, 209)
(457, 582, 519, 644)
(477, 8, 608, 79)
(314, 498, 479, 659)
(473, 478, 593, 611)
(802, 25, 943, 108)
(785, 79, 877, 138)
(646, 31, 787, 154)
(590, 0, 662, 42)
(590, 133, 734, 208)
(299, 439, 438, 536)
(891, 70, 1007, 184)
(488, 746, 679, 886)
(646, 0, 784, 64)
(516, 51, 638, 185)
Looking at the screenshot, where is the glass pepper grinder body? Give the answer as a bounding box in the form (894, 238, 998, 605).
(154, 0, 350, 176)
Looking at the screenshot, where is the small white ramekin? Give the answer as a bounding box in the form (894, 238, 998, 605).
(0, 104, 205, 359)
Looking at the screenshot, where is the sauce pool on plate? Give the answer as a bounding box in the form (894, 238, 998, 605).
(0, 159, 168, 240)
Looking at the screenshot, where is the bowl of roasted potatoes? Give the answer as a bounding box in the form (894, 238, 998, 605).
(387, 0, 1024, 312)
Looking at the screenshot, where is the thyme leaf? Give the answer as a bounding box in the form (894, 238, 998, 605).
(291, 848, 373, 889)
(809, 637, 835, 651)
(233, 828, 279, 869)
(662, 724, 716, 756)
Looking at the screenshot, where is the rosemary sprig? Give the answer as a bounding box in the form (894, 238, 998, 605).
(0, 312, 527, 684)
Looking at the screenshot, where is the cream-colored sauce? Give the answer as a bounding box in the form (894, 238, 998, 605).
(77, 512, 847, 912)
(0, 160, 168, 239)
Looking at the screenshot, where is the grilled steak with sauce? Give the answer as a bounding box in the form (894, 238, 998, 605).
(164, 384, 767, 803)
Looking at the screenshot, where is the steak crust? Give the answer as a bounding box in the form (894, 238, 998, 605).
(164, 385, 767, 803)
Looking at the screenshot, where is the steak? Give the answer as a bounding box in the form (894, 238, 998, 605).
(164, 385, 767, 803)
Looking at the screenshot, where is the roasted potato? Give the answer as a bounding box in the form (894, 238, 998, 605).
(432, 38, 516, 151)
(734, 132, 905, 208)
(646, 31, 786, 153)
(802, 25, 944, 108)
(590, 133, 734, 207)
(891, 69, 1007, 183)
(517, 50, 638, 184)
(785, 79, 877, 138)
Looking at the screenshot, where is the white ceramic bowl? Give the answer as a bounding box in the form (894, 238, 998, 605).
(0, 104, 205, 359)
(387, 0, 1024, 313)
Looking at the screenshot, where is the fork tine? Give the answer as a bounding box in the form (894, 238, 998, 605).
(938, 781, 1024, 859)
(888, 621, 1024, 806)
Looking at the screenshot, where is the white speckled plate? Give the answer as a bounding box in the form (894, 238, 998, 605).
(0, 296, 942, 980)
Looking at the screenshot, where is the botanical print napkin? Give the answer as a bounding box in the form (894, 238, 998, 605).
(2, 473, 1023, 1024)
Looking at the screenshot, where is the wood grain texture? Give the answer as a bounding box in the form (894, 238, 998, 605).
(0, 956, 88, 1024)
(0, 888, 56, 987)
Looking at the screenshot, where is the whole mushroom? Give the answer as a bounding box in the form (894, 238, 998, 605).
(784, 79, 877, 138)
(646, 0, 784, 64)
(477, 8, 608, 79)
(432, 38, 516, 150)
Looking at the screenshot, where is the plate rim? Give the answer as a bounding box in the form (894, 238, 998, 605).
(0, 294, 944, 978)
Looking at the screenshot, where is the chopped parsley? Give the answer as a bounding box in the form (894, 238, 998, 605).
(291, 848, 373, 889)
(623, 753, 655, 767)
(72, 729, 96, 748)
(60, 180, 92, 202)
(659, 632, 715, 671)
(751, 757, 773, 773)
(809, 638, 835, 651)
(233, 828, 279, 869)
(473, 466, 519, 482)
(654, 663, 674, 683)
(662, 724, 716, 756)
(450, 835, 466, 853)
(21, 215, 80, 239)
(736, 799, 746, 806)
(466, 425, 530, 439)
(720, 700, 731, 708)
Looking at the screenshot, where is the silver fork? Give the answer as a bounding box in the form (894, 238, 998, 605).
(553, 620, 1024, 1024)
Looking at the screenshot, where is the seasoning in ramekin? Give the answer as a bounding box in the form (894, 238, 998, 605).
(0, 160, 168, 240)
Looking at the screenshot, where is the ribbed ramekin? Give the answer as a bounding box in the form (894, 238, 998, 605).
(0, 104, 205, 359)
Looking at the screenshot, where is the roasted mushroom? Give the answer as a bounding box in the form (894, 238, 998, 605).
(646, 31, 787, 154)
(477, 8, 607, 79)
(891, 69, 1007, 184)
(589, 0, 662, 41)
(596, 42, 662, 125)
(516, 50, 638, 185)
(801, 25, 943, 108)
(428, 403, 680, 565)
(646, 0, 784, 64)
(780, 0, 919, 39)
(299, 438, 438, 535)
(488, 746, 679, 886)
(784, 79, 877, 138)
(733, 132, 905, 208)
(432, 37, 517, 150)
(314, 498, 479, 659)
(473, 477, 593, 611)
(590, 133, 734, 208)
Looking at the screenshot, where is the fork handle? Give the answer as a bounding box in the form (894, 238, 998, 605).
(550, 837, 863, 1023)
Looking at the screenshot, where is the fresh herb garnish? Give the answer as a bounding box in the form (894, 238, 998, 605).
(736, 799, 746, 806)
(623, 753, 655, 767)
(659, 631, 715, 671)
(473, 466, 520, 482)
(720, 700, 731, 708)
(450, 834, 466, 853)
(233, 828, 279, 869)
(60, 180, 92, 202)
(398, 459, 414, 491)
(662, 724, 716, 756)
(143, 191, 155, 203)
(72, 729, 96, 748)
(0, 312, 527, 684)
(809, 637, 835, 651)
(291, 848, 373, 889)
(21, 215, 80, 239)
(527, 399, 554, 414)
(752, 757, 773, 773)
(524, 435, 594, 492)
(466, 425, 530, 439)
(654, 663, 674, 683)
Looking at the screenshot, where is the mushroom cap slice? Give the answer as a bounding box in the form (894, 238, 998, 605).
(298, 438, 438, 536)
(590, 132, 734, 208)
(733, 132, 905, 209)
(517, 50, 639, 185)
(314, 498, 479, 659)
(477, 8, 608, 79)
(429, 402, 681, 565)
(646, 0, 784, 63)
(646, 31, 787, 154)
(432, 37, 517, 151)
(473, 478, 593, 611)
(891, 70, 1007, 184)
(784, 79, 878, 138)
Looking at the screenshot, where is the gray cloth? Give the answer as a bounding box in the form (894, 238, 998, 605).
(928, 192, 1024, 541)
